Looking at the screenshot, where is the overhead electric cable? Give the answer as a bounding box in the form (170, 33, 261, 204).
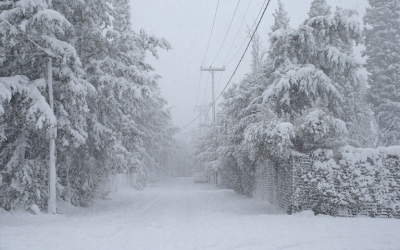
(210, 0, 241, 66)
(222, 0, 252, 65)
(224, 0, 267, 66)
(180, 0, 272, 131)
(197, 0, 220, 106)
(202, 0, 220, 66)
(216, 0, 272, 102)
(203, 103, 212, 123)
(216, 70, 224, 92)
(180, 103, 212, 131)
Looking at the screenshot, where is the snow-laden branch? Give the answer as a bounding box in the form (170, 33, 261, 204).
(0, 75, 56, 128)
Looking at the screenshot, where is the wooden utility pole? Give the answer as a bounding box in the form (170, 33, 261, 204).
(0, 16, 58, 213)
(200, 66, 225, 123)
(194, 104, 207, 136)
(47, 56, 57, 214)
(194, 105, 207, 125)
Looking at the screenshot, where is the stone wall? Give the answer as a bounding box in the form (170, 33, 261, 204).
(254, 157, 311, 212)
(254, 149, 400, 218)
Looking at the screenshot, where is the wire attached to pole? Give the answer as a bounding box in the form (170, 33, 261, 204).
(180, 0, 273, 131)
(210, 0, 241, 66)
(201, 0, 220, 67)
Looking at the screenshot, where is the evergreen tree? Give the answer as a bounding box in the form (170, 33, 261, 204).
(1, 0, 176, 210)
(196, 31, 268, 195)
(260, 3, 363, 153)
(364, 0, 400, 146)
(0, 0, 92, 210)
(52, 0, 174, 204)
(196, 3, 291, 195)
(271, 0, 290, 32)
(308, 0, 331, 18)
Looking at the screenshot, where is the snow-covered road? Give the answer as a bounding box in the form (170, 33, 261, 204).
(1, 177, 400, 250)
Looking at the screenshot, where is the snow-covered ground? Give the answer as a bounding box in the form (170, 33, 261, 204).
(1, 177, 400, 250)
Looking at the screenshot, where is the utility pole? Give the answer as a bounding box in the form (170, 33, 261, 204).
(1, 16, 58, 214)
(194, 105, 207, 125)
(47, 56, 57, 214)
(194, 104, 207, 136)
(200, 66, 225, 123)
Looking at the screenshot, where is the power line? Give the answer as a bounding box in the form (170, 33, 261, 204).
(196, 0, 219, 110)
(201, 0, 220, 66)
(180, 0, 273, 131)
(222, 0, 252, 65)
(203, 103, 212, 124)
(210, 0, 241, 66)
(224, 0, 267, 66)
(180, 103, 212, 131)
(216, 0, 272, 102)
(216, 70, 224, 93)
(196, 1, 220, 110)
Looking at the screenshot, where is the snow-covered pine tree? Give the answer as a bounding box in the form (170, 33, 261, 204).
(50, 0, 122, 205)
(308, 0, 331, 18)
(261, 0, 364, 153)
(364, 0, 400, 146)
(271, 0, 290, 32)
(218, 82, 257, 195)
(196, 31, 268, 195)
(0, 0, 92, 210)
(51, 0, 174, 204)
(196, 119, 224, 184)
(94, 0, 174, 183)
(196, 2, 293, 195)
(221, 33, 268, 195)
(308, 2, 373, 148)
(1, 0, 175, 211)
(0, 76, 56, 211)
(243, 0, 294, 159)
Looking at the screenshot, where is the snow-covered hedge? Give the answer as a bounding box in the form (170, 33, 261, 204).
(292, 146, 400, 218)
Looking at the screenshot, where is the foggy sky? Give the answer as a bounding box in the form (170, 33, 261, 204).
(130, 0, 368, 132)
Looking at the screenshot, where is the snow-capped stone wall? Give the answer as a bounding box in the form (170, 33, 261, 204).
(254, 156, 312, 212)
(254, 146, 400, 218)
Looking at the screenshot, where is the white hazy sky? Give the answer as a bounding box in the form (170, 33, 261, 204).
(130, 0, 368, 132)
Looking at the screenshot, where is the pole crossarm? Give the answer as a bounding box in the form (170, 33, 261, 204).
(199, 66, 225, 124)
(200, 66, 226, 72)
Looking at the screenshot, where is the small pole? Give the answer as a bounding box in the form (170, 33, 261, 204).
(47, 56, 57, 214)
(194, 105, 207, 136)
(211, 71, 215, 123)
(200, 66, 225, 124)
